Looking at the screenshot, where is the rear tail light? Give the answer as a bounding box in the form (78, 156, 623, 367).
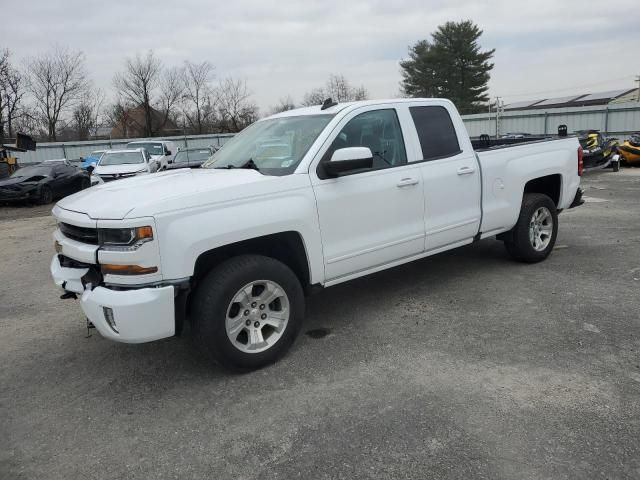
(577, 146, 584, 176)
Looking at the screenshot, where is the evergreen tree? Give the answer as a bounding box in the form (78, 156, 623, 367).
(400, 20, 495, 114)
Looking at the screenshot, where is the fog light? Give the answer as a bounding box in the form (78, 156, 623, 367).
(103, 307, 119, 333)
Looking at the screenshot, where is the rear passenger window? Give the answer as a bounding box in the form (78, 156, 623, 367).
(410, 106, 461, 160)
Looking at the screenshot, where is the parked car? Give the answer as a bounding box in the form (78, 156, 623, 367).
(0, 160, 89, 204)
(81, 150, 107, 172)
(125, 140, 176, 170)
(167, 146, 218, 170)
(51, 98, 583, 371)
(91, 149, 158, 185)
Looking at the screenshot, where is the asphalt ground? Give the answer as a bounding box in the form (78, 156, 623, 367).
(1, 169, 639, 479)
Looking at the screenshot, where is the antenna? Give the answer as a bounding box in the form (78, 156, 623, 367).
(321, 98, 338, 110)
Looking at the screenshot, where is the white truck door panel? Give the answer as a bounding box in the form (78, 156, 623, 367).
(311, 107, 425, 281)
(420, 154, 481, 249)
(404, 104, 481, 250)
(314, 165, 425, 280)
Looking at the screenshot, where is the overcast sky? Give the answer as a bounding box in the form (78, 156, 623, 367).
(4, 0, 639, 111)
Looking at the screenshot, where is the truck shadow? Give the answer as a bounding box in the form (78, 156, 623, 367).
(34, 238, 516, 399)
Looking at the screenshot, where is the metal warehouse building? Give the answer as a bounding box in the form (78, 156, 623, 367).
(462, 88, 640, 139)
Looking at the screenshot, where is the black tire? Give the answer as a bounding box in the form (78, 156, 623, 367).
(612, 160, 620, 172)
(191, 254, 305, 371)
(503, 193, 558, 263)
(39, 185, 53, 205)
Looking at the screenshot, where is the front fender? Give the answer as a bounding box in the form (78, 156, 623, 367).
(154, 185, 325, 284)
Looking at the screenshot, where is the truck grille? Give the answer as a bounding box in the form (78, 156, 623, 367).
(59, 223, 99, 245)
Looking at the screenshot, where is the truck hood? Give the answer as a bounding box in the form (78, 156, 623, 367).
(56, 168, 277, 220)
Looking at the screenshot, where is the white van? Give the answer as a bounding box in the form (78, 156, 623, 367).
(91, 149, 157, 185)
(125, 140, 177, 170)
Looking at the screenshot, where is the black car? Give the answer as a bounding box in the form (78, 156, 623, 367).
(0, 160, 90, 205)
(167, 146, 218, 170)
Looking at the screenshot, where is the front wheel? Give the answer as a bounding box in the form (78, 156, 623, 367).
(38, 185, 53, 205)
(191, 255, 304, 371)
(504, 193, 558, 263)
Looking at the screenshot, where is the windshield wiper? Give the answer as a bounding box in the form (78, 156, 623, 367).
(215, 158, 261, 172)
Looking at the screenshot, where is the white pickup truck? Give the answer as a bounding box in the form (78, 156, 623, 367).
(51, 98, 583, 371)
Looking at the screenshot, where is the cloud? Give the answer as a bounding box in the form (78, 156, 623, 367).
(4, 0, 639, 111)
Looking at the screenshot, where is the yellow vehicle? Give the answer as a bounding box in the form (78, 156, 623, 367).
(0, 133, 36, 179)
(617, 133, 640, 166)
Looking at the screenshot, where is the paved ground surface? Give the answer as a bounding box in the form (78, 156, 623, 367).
(1, 169, 639, 479)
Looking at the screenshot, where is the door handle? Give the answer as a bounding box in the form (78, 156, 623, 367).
(457, 166, 476, 175)
(397, 177, 419, 187)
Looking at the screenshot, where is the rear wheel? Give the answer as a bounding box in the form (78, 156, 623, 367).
(504, 193, 558, 263)
(191, 255, 304, 371)
(38, 185, 53, 205)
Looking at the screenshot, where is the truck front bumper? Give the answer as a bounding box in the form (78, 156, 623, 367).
(51, 255, 176, 343)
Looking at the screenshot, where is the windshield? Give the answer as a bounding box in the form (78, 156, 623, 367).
(99, 151, 144, 165)
(202, 115, 334, 175)
(11, 166, 51, 178)
(126, 142, 164, 155)
(175, 149, 211, 163)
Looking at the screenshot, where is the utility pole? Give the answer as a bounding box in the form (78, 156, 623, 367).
(494, 96, 503, 138)
(636, 75, 640, 102)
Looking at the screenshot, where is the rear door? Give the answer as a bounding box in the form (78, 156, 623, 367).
(405, 103, 481, 251)
(310, 106, 425, 281)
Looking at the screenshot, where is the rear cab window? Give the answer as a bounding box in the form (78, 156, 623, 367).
(409, 106, 461, 161)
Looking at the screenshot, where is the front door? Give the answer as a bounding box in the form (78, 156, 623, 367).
(311, 107, 425, 281)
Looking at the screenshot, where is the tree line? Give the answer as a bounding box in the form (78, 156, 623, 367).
(0, 20, 494, 143)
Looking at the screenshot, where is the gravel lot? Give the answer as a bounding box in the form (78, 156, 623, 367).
(1, 170, 639, 479)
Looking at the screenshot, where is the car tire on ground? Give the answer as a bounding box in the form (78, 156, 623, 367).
(191, 254, 305, 372)
(38, 185, 53, 205)
(612, 160, 620, 172)
(503, 193, 558, 263)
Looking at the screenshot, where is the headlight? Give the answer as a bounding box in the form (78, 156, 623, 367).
(98, 226, 153, 251)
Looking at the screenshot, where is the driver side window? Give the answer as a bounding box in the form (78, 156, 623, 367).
(323, 109, 407, 171)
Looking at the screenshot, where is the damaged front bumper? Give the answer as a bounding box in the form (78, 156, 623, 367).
(51, 255, 176, 343)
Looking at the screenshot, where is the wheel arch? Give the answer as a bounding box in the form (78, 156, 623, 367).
(192, 231, 313, 293)
(523, 174, 562, 207)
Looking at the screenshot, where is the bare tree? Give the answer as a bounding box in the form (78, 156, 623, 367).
(182, 60, 216, 134)
(302, 74, 369, 106)
(216, 77, 258, 132)
(113, 50, 162, 137)
(72, 88, 104, 140)
(3, 62, 26, 139)
(156, 66, 184, 134)
(301, 87, 326, 107)
(268, 95, 296, 115)
(0, 49, 9, 141)
(105, 98, 135, 138)
(26, 46, 89, 141)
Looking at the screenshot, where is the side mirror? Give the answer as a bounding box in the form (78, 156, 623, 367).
(168, 159, 173, 164)
(165, 150, 172, 156)
(324, 147, 373, 177)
